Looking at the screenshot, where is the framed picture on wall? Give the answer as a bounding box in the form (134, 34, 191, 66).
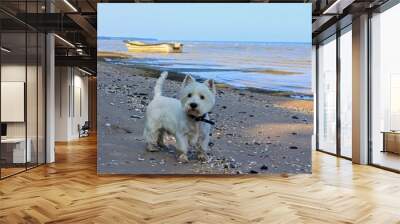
(1, 82, 25, 122)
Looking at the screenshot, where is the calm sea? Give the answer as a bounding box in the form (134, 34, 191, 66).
(98, 39, 312, 96)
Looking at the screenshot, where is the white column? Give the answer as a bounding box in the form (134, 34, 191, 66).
(46, 32, 55, 163)
(55, 67, 74, 141)
(312, 45, 317, 151)
(352, 14, 369, 164)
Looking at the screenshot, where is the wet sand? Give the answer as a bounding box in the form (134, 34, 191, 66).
(98, 51, 131, 59)
(97, 61, 313, 174)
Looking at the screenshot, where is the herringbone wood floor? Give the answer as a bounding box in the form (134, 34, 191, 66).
(1, 135, 400, 224)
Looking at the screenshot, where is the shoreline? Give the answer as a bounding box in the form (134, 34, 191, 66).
(97, 59, 313, 113)
(97, 51, 313, 100)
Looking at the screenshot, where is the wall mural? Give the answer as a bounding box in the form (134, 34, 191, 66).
(97, 3, 313, 174)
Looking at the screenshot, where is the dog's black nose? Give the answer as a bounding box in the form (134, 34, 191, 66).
(190, 103, 198, 109)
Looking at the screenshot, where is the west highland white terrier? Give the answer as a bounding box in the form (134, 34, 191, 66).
(143, 72, 216, 163)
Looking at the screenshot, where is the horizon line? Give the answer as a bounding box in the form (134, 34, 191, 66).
(98, 36, 311, 44)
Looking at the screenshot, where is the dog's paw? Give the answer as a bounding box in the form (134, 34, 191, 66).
(146, 143, 160, 152)
(197, 152, 208, 162)
(178, 154, 189, 163)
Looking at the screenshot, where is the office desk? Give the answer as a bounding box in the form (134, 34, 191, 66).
(1, 138, 31, 163)
(382, 131, 400, 154)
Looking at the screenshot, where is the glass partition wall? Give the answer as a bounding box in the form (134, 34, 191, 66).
(339, 27, 352, 159)
(316, 27, 353, 159)
(315, 1, 400, 172)
(0, 2, 46, 179)
(0, 30, 27, 177)
(317, 35, 337, 155)
(370, 3, 400, 171)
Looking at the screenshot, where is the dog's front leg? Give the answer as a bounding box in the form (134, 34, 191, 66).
(188, 133, 199, 147)
(196, 135, 210, 161)
(175, 133, 189, 163)
(196, 121, 211, 161)
(196, 124, 211, 161)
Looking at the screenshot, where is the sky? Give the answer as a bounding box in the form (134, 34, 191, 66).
(98, 4, 311, 43)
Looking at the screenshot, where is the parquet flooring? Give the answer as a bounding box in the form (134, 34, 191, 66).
(1, 135, 400, 223)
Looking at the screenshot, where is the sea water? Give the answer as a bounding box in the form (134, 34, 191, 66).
(98, 39, 312, 96)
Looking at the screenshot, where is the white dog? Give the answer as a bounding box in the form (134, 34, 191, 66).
(143, 72, 216, 163)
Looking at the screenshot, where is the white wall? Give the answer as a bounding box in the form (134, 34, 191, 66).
(54, 67, 89, 141)
(71, 73, 89, 138)
(55, 66, 70, 141)
(1, 64, 26, 82)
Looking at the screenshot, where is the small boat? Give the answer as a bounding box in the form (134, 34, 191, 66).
(124, 41, 183, 53)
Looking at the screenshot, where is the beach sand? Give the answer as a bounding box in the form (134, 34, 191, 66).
(97, 60, 313, 174)
(98, 51, 131, 59)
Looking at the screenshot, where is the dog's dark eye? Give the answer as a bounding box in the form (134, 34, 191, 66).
(200, 95, 205, 100)
(187, 93, 192, 98)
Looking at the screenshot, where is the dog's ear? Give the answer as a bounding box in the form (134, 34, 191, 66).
(205, 79, 216, 94)
(182, 75, 195, 87)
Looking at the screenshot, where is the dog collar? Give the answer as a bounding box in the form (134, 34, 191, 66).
(189, 113, 215, 125)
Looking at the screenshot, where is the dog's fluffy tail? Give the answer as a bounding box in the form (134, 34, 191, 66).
(154, 71, 168, 98)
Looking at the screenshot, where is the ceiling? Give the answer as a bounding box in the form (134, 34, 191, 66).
(0, 0, 395, 74)
(311, 0, 391, 43)
(0, 0, 97, 74)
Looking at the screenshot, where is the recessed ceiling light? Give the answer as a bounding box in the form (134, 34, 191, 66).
(63, 0, 78, 12)
(54, 34, 75, 48)
(322, 0, 353, 15)
(1, 47, 11, 53)
(78, 67, 92, 76)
